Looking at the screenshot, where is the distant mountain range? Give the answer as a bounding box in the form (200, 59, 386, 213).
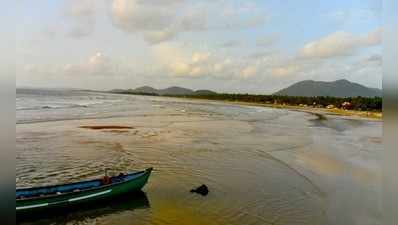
(273, 79, 382, 97)
(110, 86, 217, 96)
(110, 79, 381, 98)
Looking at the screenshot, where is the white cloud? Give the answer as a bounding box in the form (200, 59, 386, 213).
(219, 2, 267, 29)
(169, 51, 212, 78)
(109, 0, 267, 44)
(88, 52, 109, 67)
(271, 64, 300, 77)
(58, 52, 117, 77)
(298, 29, 382, 59)
(169, 61, 191, 76)
(241, 65, 257, 78)
(256, 35, 278, 47)
(154, 44, 307, 80)
(41, 26, 58, 39)
(352, 54, 382, 69)
(64, 0, 97, 38)
(110, 0, 177, 31)
(213, 58, 232, 72)
(109, 0, 194, 44)
(325, 7, 381, 24)
(151, 44, 208, 77)
(298, 31, 357, 58)
(26, 52, 126, 79)
(143, 29, 177, 44)
(249, 51, 275, 59)
(362, 27, 382, 45)
(192, 52, 211, 63)
(365, 54, 382, 65)
(152, 44, 236, 78)
(219, 40, 241, 48)
(179, 8, 208, 31)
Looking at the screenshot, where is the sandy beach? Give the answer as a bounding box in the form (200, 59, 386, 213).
(176, 97, 383, 121)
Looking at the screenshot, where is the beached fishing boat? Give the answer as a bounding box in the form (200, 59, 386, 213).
(16, 168, 152, 214)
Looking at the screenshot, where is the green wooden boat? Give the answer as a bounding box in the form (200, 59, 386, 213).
(16, 168, 152, 214)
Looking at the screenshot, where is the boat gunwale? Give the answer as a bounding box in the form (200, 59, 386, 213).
(17, 168, 152, 202)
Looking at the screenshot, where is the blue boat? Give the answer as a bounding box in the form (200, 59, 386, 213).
(17, 168, 152, 214)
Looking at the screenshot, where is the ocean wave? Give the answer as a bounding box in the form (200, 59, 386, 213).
(17, 104, 89, 111)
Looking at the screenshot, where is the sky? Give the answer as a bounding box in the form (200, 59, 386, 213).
(14, 0, 382, 93)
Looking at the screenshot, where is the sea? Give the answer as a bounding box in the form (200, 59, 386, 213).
(17, 88, 382, 225)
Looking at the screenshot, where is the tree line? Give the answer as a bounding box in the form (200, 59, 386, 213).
(164, 93, 382, 112)
(110, 91, 382, 112)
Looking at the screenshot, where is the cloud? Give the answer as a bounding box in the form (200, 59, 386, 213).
(169, 52, 213, 77)
(256, 35, 278, 47)
(276, 54, 382, 88)
(179, 8, 208, 31)
(155, 45, 308, 80)
(298, 31, 357, 58)
(63, 0, 97, 38)
(88, 52, 109, 67)
(241, 65, 257, 78)
(271, 64, 300, 77)
(219, 2, 267, 29)
(325, 4, 382, 28)
(298, 29, 382, 59)
(110, 0, 193, 44)
(366, 54, 382, 63)
(356, 54, 382, 67)
(62, 52, 117, 77)
(213, 58, 232, 73)
(151, 44, 210, 77)
(220, 15, 266, 30)
(169, 61, 191, 76)
(110, 0, 176, 31)
(249, 51, 275, 59)
(67, 26, 94, 38)
(143, 29, 177, 44)
(325, 10, 349, 22)
(192, 52, 211, 63)
(157, 45, 305, 80)
(109, 0, 267, 44)
(326, 9, 379, 23)
(41, 26, 58, 39)
(64, 0, 96, 18)
(219, 40, 241, 48)
(152, 43, 236, 78)
(362, 27, 382, 45)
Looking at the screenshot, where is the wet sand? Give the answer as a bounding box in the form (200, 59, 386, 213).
(16, 96, 382, 225)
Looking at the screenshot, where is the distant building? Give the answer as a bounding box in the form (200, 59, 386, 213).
(341, 102, 353, 110)
(326, 105, 335, 109)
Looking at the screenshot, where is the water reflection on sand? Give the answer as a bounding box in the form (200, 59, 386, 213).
(16, 95, 382, 225)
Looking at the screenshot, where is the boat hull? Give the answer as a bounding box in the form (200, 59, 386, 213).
(16, 168, 152, 214)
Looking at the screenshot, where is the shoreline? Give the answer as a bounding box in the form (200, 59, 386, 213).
(167, 96, 383, 121)
(99, 91, 383, 121)
(17, 93, 382, 126)
(232, 101, 382, 121)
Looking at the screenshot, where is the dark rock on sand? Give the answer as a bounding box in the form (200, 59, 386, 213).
(190, 184, 209, 196)
(79, 125, 133, 130)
